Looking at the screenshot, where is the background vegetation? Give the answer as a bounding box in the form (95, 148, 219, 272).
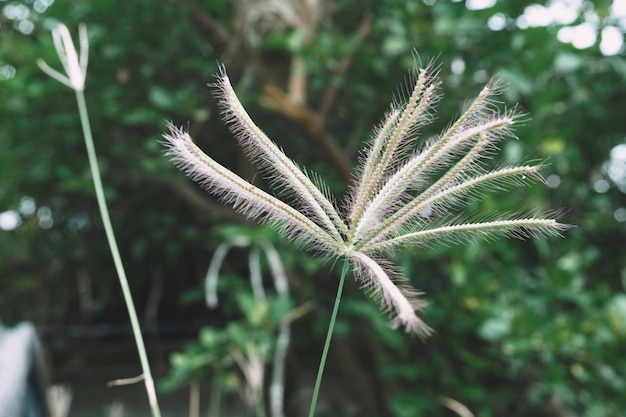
(1, 0, 625, 416)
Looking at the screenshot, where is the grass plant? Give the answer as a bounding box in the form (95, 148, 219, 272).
(163, 63, 568, 415)
(38, 23, 162, 417)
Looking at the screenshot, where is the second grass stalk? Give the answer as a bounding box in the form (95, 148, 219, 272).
(75, 90, 162, 417)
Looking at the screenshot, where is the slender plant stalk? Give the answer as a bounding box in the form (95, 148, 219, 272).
(208, 375, 222, 417)
(38, 23, 162, 417)
(256, 388, 267, 417)
(75, 90, 162, 417)
(190, 380, 200, 417)
(308, 261, 349, 417)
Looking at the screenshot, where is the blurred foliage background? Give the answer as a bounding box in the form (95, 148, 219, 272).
(1, 0, 626, 416)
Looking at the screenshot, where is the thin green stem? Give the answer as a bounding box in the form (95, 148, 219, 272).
(308, 260, 349, 417)
(256, 389, 267, 417)
(208, 375, 222, 417)
(74, 90, 162, 417)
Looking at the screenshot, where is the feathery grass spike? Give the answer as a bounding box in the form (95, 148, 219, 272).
(213, 69, 348, 240)
(164, 63, 567, 337)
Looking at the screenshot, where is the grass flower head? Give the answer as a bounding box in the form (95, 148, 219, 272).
(164, 64, 567, 338)
(37, 23, 88, 92)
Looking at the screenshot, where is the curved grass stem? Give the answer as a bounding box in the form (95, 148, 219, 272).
(307, 260, 349, 417)
(75, 90, 162, 417)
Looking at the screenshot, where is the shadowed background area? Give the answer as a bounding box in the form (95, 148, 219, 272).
(1, 0, 625, 416)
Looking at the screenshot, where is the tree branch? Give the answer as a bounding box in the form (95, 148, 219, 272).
(318, 14, 373, 122)
(261, 14, 374, 182)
